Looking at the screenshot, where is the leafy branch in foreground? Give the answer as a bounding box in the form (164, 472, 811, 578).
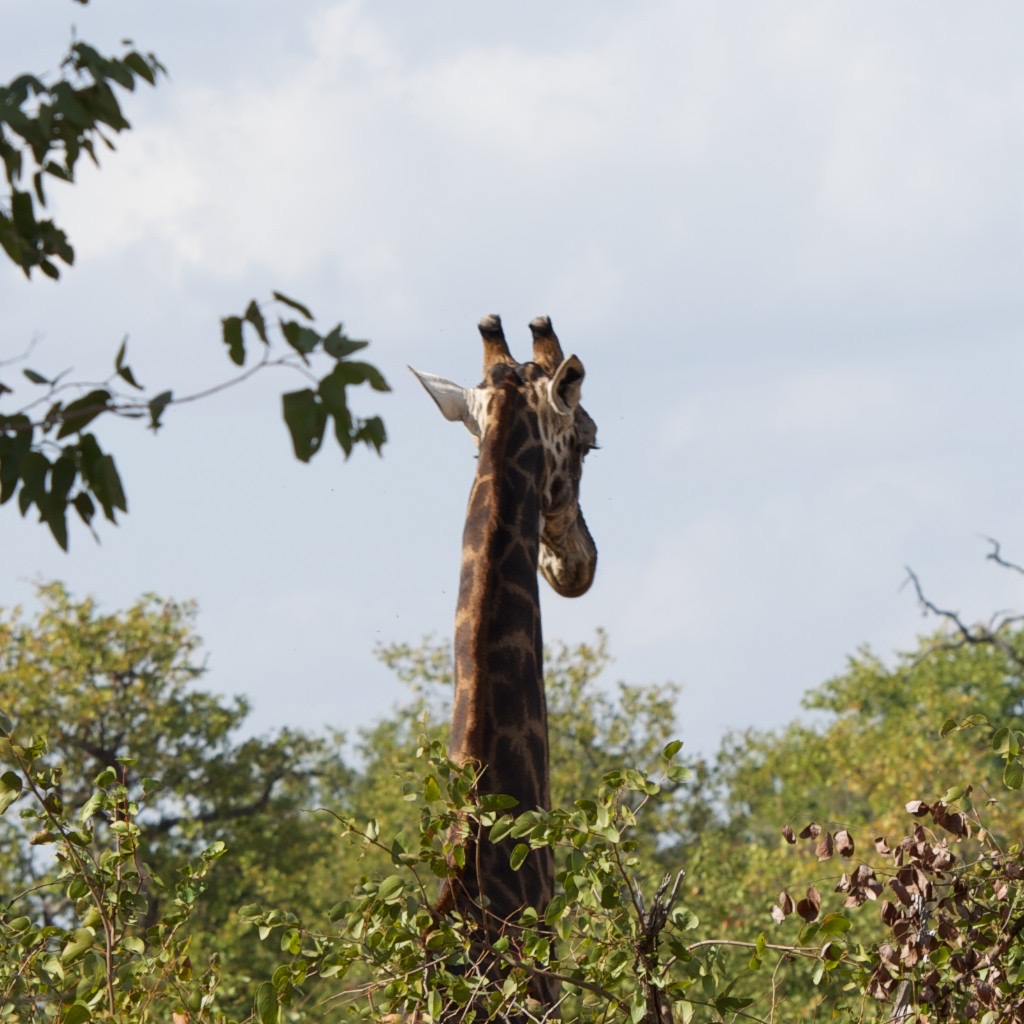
(773, 779, 1024, 1023)
(0, 35, 164, 278)
(0, 293, 390, 549)
(0, 711, 227, 1024)
(242, 738, 827, 1024)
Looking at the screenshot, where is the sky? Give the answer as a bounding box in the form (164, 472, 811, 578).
(4, 1, 1024, 762)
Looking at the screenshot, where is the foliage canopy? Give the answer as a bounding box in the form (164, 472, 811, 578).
(4, 584, 1024, 1022)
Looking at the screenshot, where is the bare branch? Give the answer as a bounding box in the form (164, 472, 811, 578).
(902, 559, 1024, 669)
(984, 536, 1024, 577)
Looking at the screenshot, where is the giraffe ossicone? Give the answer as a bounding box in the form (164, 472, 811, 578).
(411, 314, 598, 1017)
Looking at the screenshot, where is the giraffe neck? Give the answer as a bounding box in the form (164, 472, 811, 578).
(443, 379, 559, 1009)
(449, 380, 550, 816)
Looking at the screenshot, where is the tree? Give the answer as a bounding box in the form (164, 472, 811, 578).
(1, 4, 389, 549)
(0, 591, 693, 1022)
(0, 582, 354, 1016)
(658, 612, 1024, 1021)
(7, 580, 1024, 1022)
(350, 632, 685, 867)
(0, 726, 229, 1024)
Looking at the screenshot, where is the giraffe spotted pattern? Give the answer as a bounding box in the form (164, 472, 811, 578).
(412, 315, 597, 1019)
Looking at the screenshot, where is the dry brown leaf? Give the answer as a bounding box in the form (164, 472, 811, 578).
(834, 829, 855, 857)
(890, 878, 913, 906)
(796, 885, 821, 923)
(816, 831, 835, 861)
(853, 863, 877, 886)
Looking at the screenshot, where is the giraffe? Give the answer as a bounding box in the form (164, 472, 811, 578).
(411, 313, 598, 1016)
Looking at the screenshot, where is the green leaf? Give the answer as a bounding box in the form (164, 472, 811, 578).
(322, 325, 368, 359)
(17, 450, 49, 515)
(354, 415, 387, 454)
(377, 875, 404, 904)
(121, 935, 145, 954)
(817, 912, 852, 936)
(114, 336, 143, 389)
(281, 320, 321, 361)
(12, 189, 35, 237)
(244, 300, 269, 344)
(317, 367, 353, 455)
(123, 52, 157, 86)
(282, 389, 326, 463)
(57, 389, 112, 438)
(1004, 758, 1023, 790)
(423, 776, 440, 801)
(661, 739, 683, 761)
(60, 927, 95, 963)
(254, 981, 278, 1024)
(72, 491, 95, 527)
(93, 453, 127, 518)
(62, 1002, 92, 1024)
(204, 840, 227, 859)
(489, 816, 515, 843)
(479, 793, 519, 811)
(50, 453, 76, 504)
(23, 368, 49, 385)
(992, 726, 1011, 753)
(78, 791, 105, 823)
(669, 906, 699, 930)
(0, 710, 13, 736)
(509, 843, 530, 871)
(330, 359, 390, 393)
(0, 771, 24, 813)
(148, 390, 173, 430)
(272, 291, 314, 319)
(221, 316, 245, 366)
(544, 894, 567, 924)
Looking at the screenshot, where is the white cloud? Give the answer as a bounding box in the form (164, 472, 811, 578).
(9, 1, 1024, 758)
(47, 1, 1024, 325)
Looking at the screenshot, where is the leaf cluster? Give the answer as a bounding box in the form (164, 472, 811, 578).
(0, 713, 226, 1024)
(242, 736, 844, 1024)
(773, 778, 1024, 1023)
(0, 38, 163, 278)
(2, 294, 389, 549)
(220, 292, 390, 462)
(0, 583, 354, 1016)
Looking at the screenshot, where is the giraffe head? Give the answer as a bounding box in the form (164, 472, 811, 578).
(412, 314, 597, 597)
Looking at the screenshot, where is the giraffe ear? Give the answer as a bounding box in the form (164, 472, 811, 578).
(548, 355, 585, 416)
(409, 367, 480, 436)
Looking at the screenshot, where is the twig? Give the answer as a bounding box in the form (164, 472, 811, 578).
(902, 565, 1024, 669)
(984, 536, 1024, 578)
